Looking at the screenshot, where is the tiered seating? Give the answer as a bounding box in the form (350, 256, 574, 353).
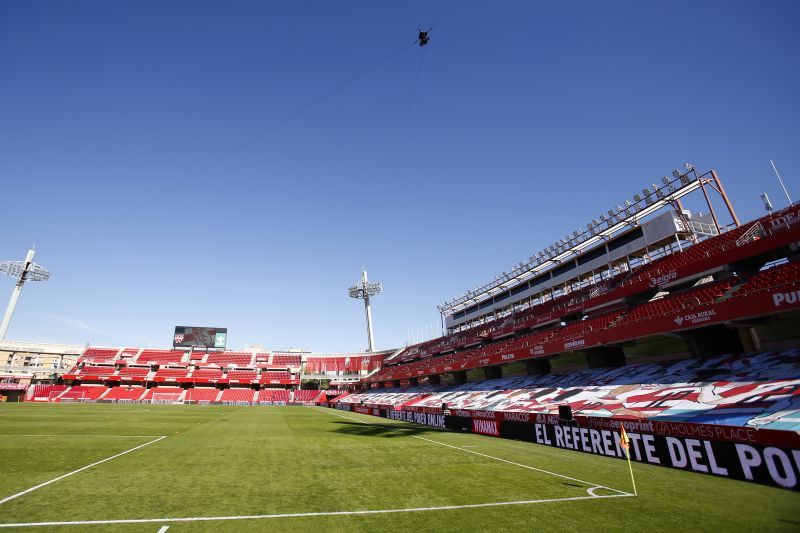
(153, 367, 189, 381)
(220, 388, 255, 403)
(118, 348, 139, 361)
(31, 384, 67, 400)
(341, 350, 800, 431)
(262, 371, 291, 381)
(397, 207, 800, 367)
(373, 259, 800, 383)
(185, 387, 219, 402)
(79, 348, 119, 363)
(118, 366, 150, 380)
(59, 385, 108, 400)
(338, 390, 426, 407)
(257, 389, 290, 403)
(226, 369, 257, 381)
(206, 351, 253, 367)
(293, 390, 321, 402)
(190, 368, 223, 380)
(618, 279, 734, 326)
(78, 365, 116, 377)
(614, 224, 753, 292)
(104, 386, 146, 401)
(136, 350, 186, 365)
(141, 386, 183, 401)
(271, 354, 301, 367)
(740, 261, 800, 292)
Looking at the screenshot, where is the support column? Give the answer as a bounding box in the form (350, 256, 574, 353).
(681, 325, 744, 358)
(483, 366, 502, 380)
(525, 358, 551, 376)
(734, 327, 761, 353)
(584, 346, 626, 369)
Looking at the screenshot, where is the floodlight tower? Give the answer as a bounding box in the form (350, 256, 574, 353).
(348, 270, 382, 352)
(0, 248, 51, 341)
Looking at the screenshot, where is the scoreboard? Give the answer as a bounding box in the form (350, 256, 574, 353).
(173, 326, 227, 349)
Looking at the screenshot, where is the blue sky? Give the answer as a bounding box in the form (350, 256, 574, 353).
(1, 0, 798, 352)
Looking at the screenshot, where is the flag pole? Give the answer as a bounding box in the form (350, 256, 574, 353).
(626, 450, 637, 495)
(620, 422, 638, 495)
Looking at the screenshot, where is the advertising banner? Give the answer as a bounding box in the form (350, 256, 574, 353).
(332, 405, 800, 491)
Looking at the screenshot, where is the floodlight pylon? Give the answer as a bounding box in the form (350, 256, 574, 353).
(348, 270, 382, 352)
(0, 248, 51, 341)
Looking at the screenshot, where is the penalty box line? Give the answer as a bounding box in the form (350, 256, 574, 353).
(0, 436, 167, 506)
(0, 494, 634, 528)
(317, 407, 632, 496)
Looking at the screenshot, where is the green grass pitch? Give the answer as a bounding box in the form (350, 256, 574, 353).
(0, 403, 798, 532)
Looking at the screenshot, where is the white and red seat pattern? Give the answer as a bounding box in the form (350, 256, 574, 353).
(340, 350, 800, 431)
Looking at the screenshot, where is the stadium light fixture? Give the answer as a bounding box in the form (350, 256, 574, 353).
(0, 248, 51, 341)
(348, 270, 382, 352)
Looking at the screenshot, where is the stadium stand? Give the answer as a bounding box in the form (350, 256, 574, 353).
(136, 350, 186, 365)
(190, 367, 224, 380)
(141, 386, 183, 401)
(30, 384, 68, 401)
(293, 390, 321, 403)
(185, 387, 220, 402)
(370, 258, 800, 383)
(271, 354, 301, 367)
(337, 350, 800, 431)
(258, 389, 290, 403)
(78, 348, 119, 363)
(78, 365, 116, 377)
(261, 371, 291, 381)
(118, 366, 150, 380)
(153, 367, 189, 381)
(220, 388, 256, 403)
(59, 385, 108, 401)
(226, 369, 258, 381)
(206, 351, 253, 367)
(104, 386, 146, 401)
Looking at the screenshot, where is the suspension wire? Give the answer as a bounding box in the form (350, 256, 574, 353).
(187, 39, 419, 179)
(390, 46, 426, 175)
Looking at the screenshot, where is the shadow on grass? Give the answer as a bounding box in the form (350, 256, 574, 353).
(328, 420, 438, 438)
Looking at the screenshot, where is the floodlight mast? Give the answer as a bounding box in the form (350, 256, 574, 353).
(348, 270, 382, 352)
(0, 248, 52, 341)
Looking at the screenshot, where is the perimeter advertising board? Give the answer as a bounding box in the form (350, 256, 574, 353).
(329, 404, 800, 491)
(173, 326, 227, 349)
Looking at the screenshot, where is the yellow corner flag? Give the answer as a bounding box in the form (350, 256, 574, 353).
(620, 422, 637, 495)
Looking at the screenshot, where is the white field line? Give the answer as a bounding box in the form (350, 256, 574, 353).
(0, 435, 165, 438)
(0, 436, 167, 506)
(0, 409, 152, 413)
(0, 494, 634, 528)
(318, 408, 631, 496)
(157, 526, 170, 533)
